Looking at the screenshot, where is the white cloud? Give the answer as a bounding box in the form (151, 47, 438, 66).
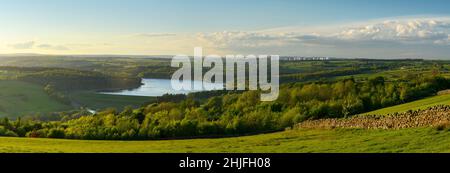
(8, 41, 35, 49)
(335, 18, 450, 43)
(37, 44, 70, 50)
(6, 41, 70, 51)
(198, 30, 294, 50)
(198, 17, 450, 55)
(133, 33, 177, 38)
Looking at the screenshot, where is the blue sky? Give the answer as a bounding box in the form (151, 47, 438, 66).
(1, 0, 450, 58)
(3, 0, 450, 32)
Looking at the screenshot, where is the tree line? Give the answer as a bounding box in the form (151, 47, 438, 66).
(0, 66, 142, 91)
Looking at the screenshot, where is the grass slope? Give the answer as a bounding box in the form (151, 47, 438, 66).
(69, 91, 155, 111)
(0, 81, 71, 118)
(362, 94, 450, 115)
(1, 128, 450, 153)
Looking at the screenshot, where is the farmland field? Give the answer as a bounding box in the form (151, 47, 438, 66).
(0, 81, 71, 118)
(1, 127, 449, 153)
(69, 91, 155, 111)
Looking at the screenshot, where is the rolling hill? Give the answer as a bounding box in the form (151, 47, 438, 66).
(362, 93, 450, 116)
(0, 81, 72, 118)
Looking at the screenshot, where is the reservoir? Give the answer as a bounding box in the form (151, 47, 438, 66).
(100, 78, 223, 97)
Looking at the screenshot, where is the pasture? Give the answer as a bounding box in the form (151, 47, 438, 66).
(1, 127, 449, 153)
(362, 94, 450, 115)
(0, 81, 71, 118)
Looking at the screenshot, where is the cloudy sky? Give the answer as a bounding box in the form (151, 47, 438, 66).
(1, 0, 450, 59)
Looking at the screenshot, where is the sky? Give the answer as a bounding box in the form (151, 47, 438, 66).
(1, 0, 450, 58)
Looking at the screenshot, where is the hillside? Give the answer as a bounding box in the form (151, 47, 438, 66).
(1, 104, 450, 153)
(298, 105, 450, 129)
(69, 91, 155, 111)
(362, 94, 450, 116)
(0, 81, 71, 118)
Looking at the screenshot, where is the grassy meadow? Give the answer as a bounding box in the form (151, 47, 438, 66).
(69, 91, 155, 111)
(1, 127, 450, 153)
(0, 80, 156, 117)
(0, 81, 71, 118)
(362, 93, 450, 116)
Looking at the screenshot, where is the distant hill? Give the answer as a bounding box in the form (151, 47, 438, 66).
(0, 53, 173, 59)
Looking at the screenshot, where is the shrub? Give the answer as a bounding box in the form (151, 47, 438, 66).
(47, 128, 66, 138)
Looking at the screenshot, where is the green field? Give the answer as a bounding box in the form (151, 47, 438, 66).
(362, 94, 450, 115)
(0, 81, 71, 118)
(0, 81, 154, 118)
(0, 127, 449, 153)
(69, 91, 155, 111)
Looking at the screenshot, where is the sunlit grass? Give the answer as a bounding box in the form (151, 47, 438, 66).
(1, 127, 450, 153)
(362, 94, 450, 116)
(0, 81, 71, 118)
(69, 91, 155, 111)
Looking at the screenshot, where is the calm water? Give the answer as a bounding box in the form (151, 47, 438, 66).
(100, 78, 223, 97)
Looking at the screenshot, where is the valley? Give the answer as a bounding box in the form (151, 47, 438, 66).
(0, 56, 448, 153)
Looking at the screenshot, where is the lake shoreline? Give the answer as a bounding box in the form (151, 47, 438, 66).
(99, 78, 223, 97)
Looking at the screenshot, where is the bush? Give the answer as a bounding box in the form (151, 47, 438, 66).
(0, 126, 18, 137)
(47, 128, 66, 138)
